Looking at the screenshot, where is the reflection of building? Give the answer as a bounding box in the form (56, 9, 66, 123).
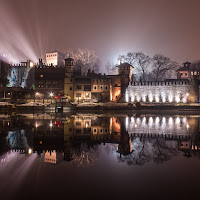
(2, 114, 200, 165)
(44, 150, 57, 164)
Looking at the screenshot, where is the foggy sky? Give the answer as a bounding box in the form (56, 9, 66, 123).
(0, 0, 200, 65)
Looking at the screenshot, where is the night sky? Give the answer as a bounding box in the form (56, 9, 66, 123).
(0, 0, 200, 65)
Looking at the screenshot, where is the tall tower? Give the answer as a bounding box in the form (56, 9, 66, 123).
(64, 58, 74, 101)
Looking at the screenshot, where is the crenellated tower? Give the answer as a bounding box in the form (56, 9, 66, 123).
(64, 58, 74, 101)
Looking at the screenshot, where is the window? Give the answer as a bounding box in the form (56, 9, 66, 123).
(46, 82, 50, 88)
(76, 122, 81, 126)
(185, 73, 188, 76)
(84, 85, 91, 91)
(40, 74, 43, 78)
(85, 121, 89, 128)
(85, 93, 90, 98)
(93, 128, 97, 134)
(105, 128, 108, 133)
(70, 87, 72, 90)
(105, 85, 108, 90)
(76, 129, 81, 134)
(194, 71, 197, 75)
(70, 79, 73, 82)
(100, 85, 103, 90)
(100, 128, 103, 134)
(76, 85, 81, 90)
(76, 93, 81, 97)
(191, 72, 193, 75)
(93, 85, 97, 90)
(53, 82, 57, 87)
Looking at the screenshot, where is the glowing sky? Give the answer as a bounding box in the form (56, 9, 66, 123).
(0, 0, 200, 65)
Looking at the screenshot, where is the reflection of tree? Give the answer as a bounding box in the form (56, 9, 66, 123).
(117, 138, 150, 166)
(117, 137, 178, 166)
(152, 138, 177, 164)
(71, 143, 97, 167)
(134, 138, 150, 166)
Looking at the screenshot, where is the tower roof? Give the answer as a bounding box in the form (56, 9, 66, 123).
(64, 57, 74, 62)
(116, 62, 134, 68)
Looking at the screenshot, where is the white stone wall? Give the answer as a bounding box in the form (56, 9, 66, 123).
(126, 81, 194, 103)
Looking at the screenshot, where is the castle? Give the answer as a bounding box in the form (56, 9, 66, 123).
(0, 51, 199, 104)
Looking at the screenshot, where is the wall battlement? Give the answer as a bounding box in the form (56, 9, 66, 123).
(130, 80, 191, 86)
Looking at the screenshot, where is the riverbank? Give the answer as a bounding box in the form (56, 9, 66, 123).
(1, 101, 200, 113)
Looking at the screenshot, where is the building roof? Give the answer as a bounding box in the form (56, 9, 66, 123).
(177, 61, 200, 72)
(65, 57, 74, 62)
(46, 51, 65, 56)
(116, 62, 134, 68)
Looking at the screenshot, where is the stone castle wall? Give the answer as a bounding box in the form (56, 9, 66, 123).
(125, 80, 199, 103)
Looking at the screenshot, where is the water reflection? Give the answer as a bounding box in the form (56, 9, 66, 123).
(0, 113, 200, 167)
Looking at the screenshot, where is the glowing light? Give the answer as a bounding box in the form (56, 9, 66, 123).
(28, 148, 32, 155)
(186, 124, 190, 129)
(183, 98, 187, 103)
(131, 117, 134, 123)
(35, 123, 38, 128)
(168, 117, 173, 125)
(175, 96, 180, 103)
(125, 117, 128, 130)
(175, 117, 180, 124)
(155, 117, 160, 124)
(155, 96, 159, 103)
(168, 95, 173, 103)
(49, 92, 54, 97)
(35, 92, 39, 96)
(186, 93, 189, 96)
(162, 117, 166, 124)
(85, 122, 89, 128)
(183, 117, 187, 123)
(162, 96, 166, 102)
(149, 94, 153, 102)
(142, 96, 146, 102)
(136, 96, 140, 102)
(50, 122, 53, 127)
(125, 92, 128, 102)
(149, 117, 153, 126)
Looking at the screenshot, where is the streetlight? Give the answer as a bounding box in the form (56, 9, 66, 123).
(49, 92, 54, 103)
(35, 92, 39, 103)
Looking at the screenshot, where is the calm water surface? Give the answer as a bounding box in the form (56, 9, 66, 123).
(0, 113, 200, 200)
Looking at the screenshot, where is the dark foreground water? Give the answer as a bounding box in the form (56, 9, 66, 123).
(0, 113, 200, 200)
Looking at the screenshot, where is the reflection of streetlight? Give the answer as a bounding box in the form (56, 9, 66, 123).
(49, 92, 54, 103)
(50, 122, 53, 127)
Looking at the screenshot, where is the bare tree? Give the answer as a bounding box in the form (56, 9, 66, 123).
(134, 52, 151, 81)
(105, 61, 117, 75)
(152, 54, 178, 81)
(66, 48, 99, 74)
(118, 52, 150, 81)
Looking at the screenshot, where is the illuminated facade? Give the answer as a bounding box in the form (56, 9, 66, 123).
(46, 51, 65, 66)
(126, 79, 199, 103)
(177, 61, 200, 81)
